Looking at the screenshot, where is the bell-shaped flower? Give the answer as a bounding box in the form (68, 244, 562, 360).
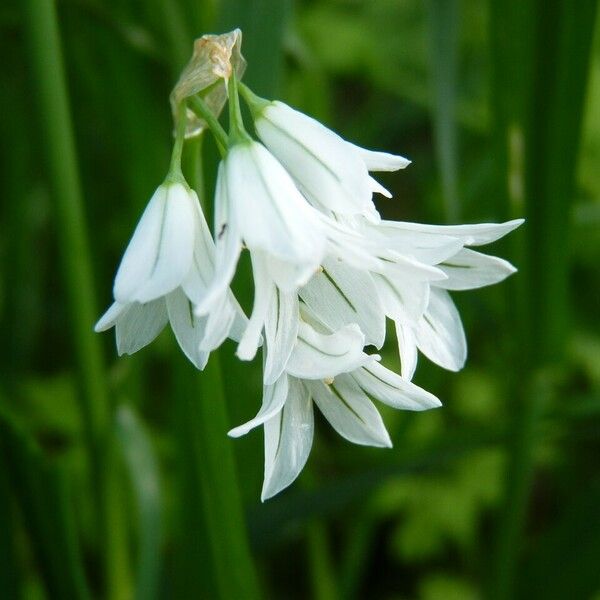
(113, 182, 198, 304)
(96, 180, 245, 369)
(241, 87, 409, 218)
(383, 219, 524, 378)
(194, 141, 328, 320)
(301, 216, 523, 380)
(228, 314, 441, 500)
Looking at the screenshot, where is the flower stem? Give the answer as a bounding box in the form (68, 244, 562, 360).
(238, 81, 271, 118)
(187, 95, 228, 155)
(228, 71, 252, 144)
(167, 102, 188, 181)
(21, 0, 127, 596)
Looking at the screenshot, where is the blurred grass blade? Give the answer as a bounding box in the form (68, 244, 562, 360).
(155, 0, 192, 72)
(193, 356, 261, 599)
(307, 520, 339, 600)
(21, 1, 128, 596)
(427, 0, 460, 222)
(217, 0, 292, 95)
(339, 517, 375, 600)
(490, 0, 598, 597)
(0, 407, 90, 599)
(116, 406, 163, 600)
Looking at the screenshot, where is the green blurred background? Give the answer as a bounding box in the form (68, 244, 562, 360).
(1, 0, 600, 598)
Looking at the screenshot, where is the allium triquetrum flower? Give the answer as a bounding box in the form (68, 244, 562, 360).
(229, 313, 441, 500)
(240, 84, 410, 218)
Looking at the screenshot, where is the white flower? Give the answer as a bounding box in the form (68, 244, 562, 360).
(382, 219, 523, 377)
(298, 217, 523, 380)
(96, 180, 245, 368)
(194, 140, 395, 370)
(194, 141, 328, 318)
(247, 97, 409, 218)
(228, 317, 441, 500)
(113, 182, 198, 304)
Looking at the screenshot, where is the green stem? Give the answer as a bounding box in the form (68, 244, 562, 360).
(21, 0, 125, 597)
(238, 82, 271, 118)
(228, 72, 252, 144)
(167, 102, 188, 181)
(187, 95, 228, 155)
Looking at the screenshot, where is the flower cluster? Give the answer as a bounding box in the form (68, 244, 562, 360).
(97, 31, 522, 500)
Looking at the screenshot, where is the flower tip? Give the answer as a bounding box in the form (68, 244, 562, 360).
(227, 426, 245, 439)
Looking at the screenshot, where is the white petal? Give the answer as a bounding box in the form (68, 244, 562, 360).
(194, 164, 242, 315)
(181, 200, 217, 303)
(264, 288, 299, 385)
(236, 252, 272, 361)
(95, 302, 127, 332)
(391, 219, 524, 246)
(307, 378, 391, 447)
(228, 375, 289, 438)
(227, 295, 250, 343)
(226, 142, 325, 270)
(366, 220, 464, 264)
(286, 322, 369, 380)
(373, 273, 430, 324)
(166, 288, 209, 370)
(261, 378, 314, 501)
(352, 361, 441, 411)
(262, 253, 318, 293)
(347, 142, 411, 171)
(114, 183, 197, 304)
(199, 289, 248, 352)
(395, 322, 418, 380)
(299, 260, 386, 349)
(436, 248, 517, 290)
(415, 288, 466, 371)
(255, 102, 374, 215)
(377, 251, 448, 282)
(321, 216, 385, 273)
(114, 299, 168, 355)
(369, 176, 392, 198)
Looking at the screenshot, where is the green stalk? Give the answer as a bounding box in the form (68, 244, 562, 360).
(167, 101, 189, 181)
(21, 1, 126, 596)
(188, 95, 228, 154)
(228, 71, 253, 144)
